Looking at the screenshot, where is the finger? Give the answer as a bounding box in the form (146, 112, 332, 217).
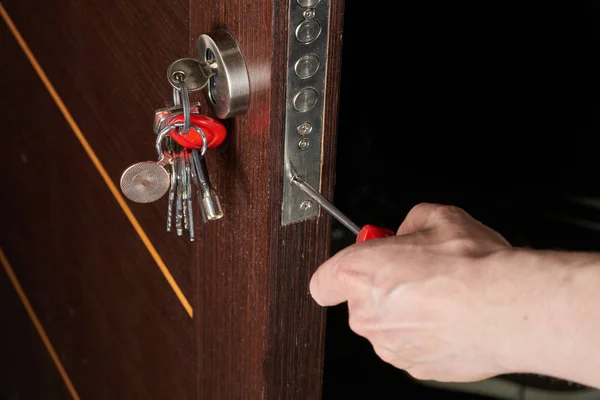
(397, 203, 463, 235)
(310, 237, 416, 306)
(309, 246, 355, 306)
(309, 239, 388, 306)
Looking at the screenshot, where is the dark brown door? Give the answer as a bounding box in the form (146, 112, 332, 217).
(1, 1, 343, 399)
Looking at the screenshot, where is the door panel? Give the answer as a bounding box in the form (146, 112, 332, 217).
(1, 1, 195, 399)
(190, 2, 344, 399)
(2, 0, 343, 399)
(1, 0, 195, 301)
(0, 264, 72, 400)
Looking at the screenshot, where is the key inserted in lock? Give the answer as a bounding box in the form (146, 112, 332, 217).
(165, 29, 250, 120)
(167, 58, 217, 93)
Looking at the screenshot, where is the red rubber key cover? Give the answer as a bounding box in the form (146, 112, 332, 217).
(168, 114, 227, 150)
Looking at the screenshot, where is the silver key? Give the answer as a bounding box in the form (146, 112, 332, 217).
(166, 58, 217, 92)
(166, 157, 177, 232)
(167, 59, 217, 134)
(175, 152, 184, 236)
(191, 149, 224, 220)
(185, 153, 195, 241)
(181, 151, 189, 231)
(188, 152, 208, 224)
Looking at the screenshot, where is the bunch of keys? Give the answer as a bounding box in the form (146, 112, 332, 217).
(120, 59, 225, 241)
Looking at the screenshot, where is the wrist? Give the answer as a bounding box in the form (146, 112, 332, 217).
(484, 248, 600, 387)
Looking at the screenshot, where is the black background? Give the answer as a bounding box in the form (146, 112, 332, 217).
(323, 1, 600, 398)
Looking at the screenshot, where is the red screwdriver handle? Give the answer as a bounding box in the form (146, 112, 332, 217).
(356, 224, 395, 243)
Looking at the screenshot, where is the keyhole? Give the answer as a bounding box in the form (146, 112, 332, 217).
(206, 48, 217, 106)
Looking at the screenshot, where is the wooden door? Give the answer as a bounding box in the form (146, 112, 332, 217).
(0, 1, 344, 399)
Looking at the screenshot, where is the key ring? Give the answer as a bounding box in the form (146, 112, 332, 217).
(154, 109, 200, 135)
(173, 73, 191, 134)
(156, 123, 208, 158)
(155, 110, 182, 135)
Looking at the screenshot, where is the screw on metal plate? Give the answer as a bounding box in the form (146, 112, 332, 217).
(297, 122, 312, 135)
(303, 8, 316, 19)
(298, 139, 310, 150)
(300, 200, 313, 210)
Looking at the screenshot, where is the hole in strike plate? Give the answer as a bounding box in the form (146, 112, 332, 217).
(206, 48, 217, 105)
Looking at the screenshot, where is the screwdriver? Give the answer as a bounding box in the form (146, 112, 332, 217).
(290, 174, 395, 243)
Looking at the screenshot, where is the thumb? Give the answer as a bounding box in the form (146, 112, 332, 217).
(309, 244, 364, 306)
(309, 252, 348, 306)
(309, 239, 392, 306)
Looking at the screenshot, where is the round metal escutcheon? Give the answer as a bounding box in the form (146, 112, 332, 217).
(196, 29, 250, 119)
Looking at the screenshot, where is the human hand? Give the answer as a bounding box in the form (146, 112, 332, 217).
(310, 203, 516, 382)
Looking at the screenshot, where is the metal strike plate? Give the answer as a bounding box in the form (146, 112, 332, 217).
(196, 29, 250, 119)
(282, 0, 330, 225)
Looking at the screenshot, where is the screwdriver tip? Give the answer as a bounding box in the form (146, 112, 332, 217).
(285, 158, 301, 184)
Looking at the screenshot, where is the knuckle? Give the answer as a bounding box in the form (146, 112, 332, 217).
(347, 311, 371, 336)
(447, 236, 480, 254)
(347, 316, 363, 335)
(334, 258, 360, 288)
(409, 202, 436, 213)
(372, 345, 396, 365)
(333, 248, 371, 291)
(407, 202, 440, 218)
(406, 365, 432, 381)
(433, 204, 464, 220)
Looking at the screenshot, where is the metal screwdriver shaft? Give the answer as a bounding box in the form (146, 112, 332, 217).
(290, 175, 361, 235)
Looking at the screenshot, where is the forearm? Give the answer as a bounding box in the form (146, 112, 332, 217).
(491, 248, 600, 388)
